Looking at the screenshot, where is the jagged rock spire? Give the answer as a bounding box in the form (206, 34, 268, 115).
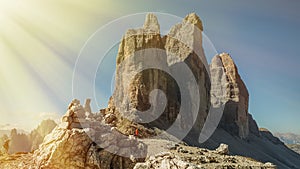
(143, 13, 160, 33)
(183, 13, 203, 31)
(210, 53, 250, 139)
(111, 13, 210, 140)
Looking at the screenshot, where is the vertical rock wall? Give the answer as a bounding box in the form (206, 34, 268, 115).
(109, 13, 210, 137)
(210, 53, 250, 138)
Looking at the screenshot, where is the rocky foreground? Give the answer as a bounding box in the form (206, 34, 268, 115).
(135, 140, 276, 169)
(0, 99, 275, 169)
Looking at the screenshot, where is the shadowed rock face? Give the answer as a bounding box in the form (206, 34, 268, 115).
(109, 13, 210, 138)
(259, 128, 283, 145)
(210, 53, 251, 139)
(248, 114, 260, 137)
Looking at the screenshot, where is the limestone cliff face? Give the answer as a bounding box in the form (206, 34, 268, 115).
(112, 14, 173, 123)
(109, 13, 210, 137)
(210, 53, 250, 138)
(164, 13, 210, 135)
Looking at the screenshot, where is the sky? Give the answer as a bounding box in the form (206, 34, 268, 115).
(0, 0, 299, 134)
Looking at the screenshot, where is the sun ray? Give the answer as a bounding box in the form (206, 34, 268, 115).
(0, 0, 119, 130)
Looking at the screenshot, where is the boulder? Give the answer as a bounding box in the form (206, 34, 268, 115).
(215, 143, 229, 155)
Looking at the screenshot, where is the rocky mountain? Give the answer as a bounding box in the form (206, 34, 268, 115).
(0, 13, 299, 168)
(274, 132, 300, 155)
(108, 13, 210, 140)
(29, 119, 57, 151)
(0, 120, 57, 154)
(10, 129, 31, 154)
(274, 132, 300, 144)
(200, 54, 300, 168)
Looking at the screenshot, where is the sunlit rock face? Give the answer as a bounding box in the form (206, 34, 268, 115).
(210, 53, 250, 139)
(29, 119, 57, 151)
(111, 14, 177, 130)
(32, 99, 146, 169)
(109, 13, 210, 138)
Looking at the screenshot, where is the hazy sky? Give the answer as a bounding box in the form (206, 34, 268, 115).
(0, 0, 299, 134)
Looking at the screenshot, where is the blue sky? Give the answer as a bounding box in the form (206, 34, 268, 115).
(0, 0, 299, 133)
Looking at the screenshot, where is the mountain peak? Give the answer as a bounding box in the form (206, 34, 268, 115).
(143, 13, 160, 33)
(211, 53, 250, 138)
(183, 13, 203, 31)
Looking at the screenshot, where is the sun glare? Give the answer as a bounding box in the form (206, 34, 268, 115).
(0, 0, 20, 13)
(0, 0, 121, 135)
(0, 0, 117, 130)
(0, 0, 22, 24)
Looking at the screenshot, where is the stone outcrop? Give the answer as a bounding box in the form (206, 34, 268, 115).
(215, 143, 229, 155)
(31, 99, 147, 169)
(29, 119, 57, 151)
(84, 98, 92, 115)
(61, 99, 88, 129)
(108, 13, 210, 139)
(210, 53, 251, 138)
